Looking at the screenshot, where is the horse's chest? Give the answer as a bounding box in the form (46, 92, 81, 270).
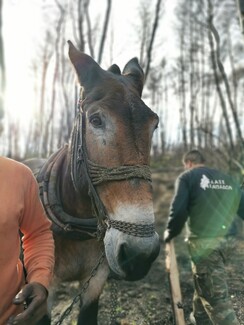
(53, 238, 104, 282)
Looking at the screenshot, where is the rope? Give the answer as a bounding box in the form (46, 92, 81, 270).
(88, 160, 151, 185)
(108, 219, 155, 237)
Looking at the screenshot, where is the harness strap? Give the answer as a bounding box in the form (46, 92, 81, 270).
(37, 145, 98, 241)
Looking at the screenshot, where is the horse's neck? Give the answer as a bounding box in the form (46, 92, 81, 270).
(58, 155, 92, 218)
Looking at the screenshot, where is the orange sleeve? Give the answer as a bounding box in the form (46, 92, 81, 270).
(20, 168, 55, 289)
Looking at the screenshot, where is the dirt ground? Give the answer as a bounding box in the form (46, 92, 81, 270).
(51, 168, 244, 325)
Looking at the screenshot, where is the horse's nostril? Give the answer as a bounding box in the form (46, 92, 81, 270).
(116, 236, 160, 281)
(119, 243, 129, 264)
(118, 243, 149, 277)
(118, 243, 134, 270)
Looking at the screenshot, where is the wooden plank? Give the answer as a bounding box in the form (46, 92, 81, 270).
(165, 240, 186, 325)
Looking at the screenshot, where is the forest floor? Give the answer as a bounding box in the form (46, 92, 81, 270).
(51, 168, 244, 325)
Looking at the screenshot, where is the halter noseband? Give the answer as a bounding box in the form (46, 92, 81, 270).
(70, 97, 156, 239)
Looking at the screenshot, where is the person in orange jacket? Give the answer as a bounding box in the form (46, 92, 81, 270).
(0, 156, 54, 325)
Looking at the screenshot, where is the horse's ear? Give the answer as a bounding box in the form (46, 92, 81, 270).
(122, 58, 144, 97)
(68, 40, 103, 91)
(108, 64, 121, 75)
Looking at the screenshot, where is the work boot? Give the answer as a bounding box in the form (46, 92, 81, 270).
(189, 312, 213, 325)
(189, 312, 196, 325)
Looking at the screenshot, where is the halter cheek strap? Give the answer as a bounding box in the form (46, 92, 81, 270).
(70, 97, 156, 239)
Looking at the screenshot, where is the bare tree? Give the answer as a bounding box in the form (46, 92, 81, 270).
(138, 1, 151, 66)
(209, 20, 244, 148)
(77, 0, 85, 51)
(42, 4, 66, 157)
(29, 32, 53, 157)
(97, 0, 112, 64)
(174, 0, 194, 149)
(0, 0, 5, 134)
(236, 0, 244, 34)
(144, 0, 163, 81)
(84, 0, 94, 57)
(207, 1, 234, 152)
(171, 0, 244, 158)
(58, 37, 75, 146)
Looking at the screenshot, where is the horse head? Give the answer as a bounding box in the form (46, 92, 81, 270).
(68, 41, 160, 281)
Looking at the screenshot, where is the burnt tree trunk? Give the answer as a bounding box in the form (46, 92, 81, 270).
(209, 19, 244, 151)
(144, 0, 162, 81)
(207, 0, 235, 152)
(97, 0, 112, 64)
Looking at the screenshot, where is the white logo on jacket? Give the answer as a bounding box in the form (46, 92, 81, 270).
(200, 174, 232, 191)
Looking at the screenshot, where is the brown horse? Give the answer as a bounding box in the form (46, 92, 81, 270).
(24, 41, 160, 325)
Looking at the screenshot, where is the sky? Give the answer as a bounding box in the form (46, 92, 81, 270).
(3, 0, 43, 125)
(2, 0, 177, 143)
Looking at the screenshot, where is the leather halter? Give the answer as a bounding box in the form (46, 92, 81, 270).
(37, 96, 156, 241)
(69, 97, 156, 238)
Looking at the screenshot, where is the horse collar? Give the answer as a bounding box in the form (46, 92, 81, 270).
(37, 145, 98, 241)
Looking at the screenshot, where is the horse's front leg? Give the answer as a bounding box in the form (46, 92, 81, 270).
(77, 299, 99, 325)
(35, 315, 51, 325)
(77, 262, 110, 325)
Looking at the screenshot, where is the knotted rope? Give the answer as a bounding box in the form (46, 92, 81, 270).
(88, 159, 151, 185)
(108, 219, 155, 237)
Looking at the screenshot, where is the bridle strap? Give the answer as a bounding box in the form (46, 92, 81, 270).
(69, 96, 156, 239)
(70, 110, 108, 231)
(70, 113, 83, 192)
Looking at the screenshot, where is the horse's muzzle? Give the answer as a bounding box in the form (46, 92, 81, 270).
(104, 229, 160, 281)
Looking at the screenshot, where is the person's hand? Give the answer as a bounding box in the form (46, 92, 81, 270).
(7, 282, 48, 325)
(163, 229, 172, 243)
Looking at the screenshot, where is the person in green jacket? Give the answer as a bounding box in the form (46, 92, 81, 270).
(164, 149, 244, 325)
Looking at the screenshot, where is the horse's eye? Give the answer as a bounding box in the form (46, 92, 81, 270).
(90, 115, 102, 127)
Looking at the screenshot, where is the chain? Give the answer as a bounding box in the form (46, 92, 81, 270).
(53, 250, 105, 325)
(109, 279, 118, 325)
